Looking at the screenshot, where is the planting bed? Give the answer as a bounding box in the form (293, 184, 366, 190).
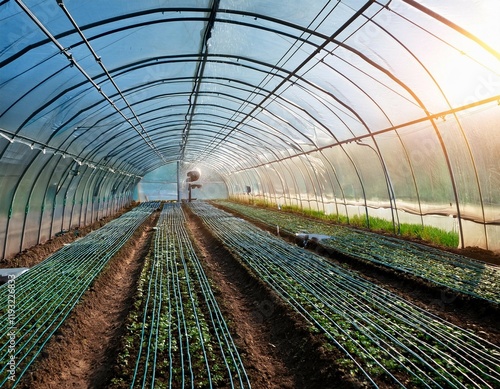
(112, 203, 250, 388)
(214, 201, 500, 305)
(0, 202, 160, 387)
(191, 202, 500, 388)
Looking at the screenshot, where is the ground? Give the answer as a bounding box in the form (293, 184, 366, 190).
(1, 204, 498, 388)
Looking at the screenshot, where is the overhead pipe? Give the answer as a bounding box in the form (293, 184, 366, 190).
(13, 0, 165, 164)
(55, 0, 164, 162)
(180, 0, 221, 160)
(197, 0, 376, 160)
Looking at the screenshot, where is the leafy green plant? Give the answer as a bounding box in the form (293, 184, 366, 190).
(217, 200, 498, 304)
(111, 204, 250, 388)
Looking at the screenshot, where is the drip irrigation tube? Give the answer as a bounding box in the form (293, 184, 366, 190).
(125, 203, 250, 388)
(0, 202, 160, 387)
(215, 201, 500, 304)
(190, 202, 500, 388)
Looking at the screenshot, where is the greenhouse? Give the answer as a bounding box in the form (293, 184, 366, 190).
(0, 0, 499, 388)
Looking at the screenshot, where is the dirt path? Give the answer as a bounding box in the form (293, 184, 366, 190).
(184, 207, 360, 389)
(18, 212, 159, 389)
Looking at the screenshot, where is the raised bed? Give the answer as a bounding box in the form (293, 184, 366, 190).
(112, 203, 250, 388)
(0, 202, 160, 387)
(214, 200, 500, 305)
(192, 202, 500, 388)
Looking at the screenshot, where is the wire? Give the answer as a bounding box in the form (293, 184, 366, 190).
(190, 201, 500, 388)
(129, 203, 251, 388)
(0, 202, 160, 387)
(216, 200, 500, 304)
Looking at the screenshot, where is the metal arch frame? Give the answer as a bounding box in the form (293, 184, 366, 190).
(56, 0, 161, 159)
(1, 0, 496, 249)
(2, 12, 322, 129)
(51, 90, 321, 175)
(31, 61, 318, 141)
(55, 161, 84, 232)
(323, 54, 425, 226)
(273, 159, 303, 208)
(263, 82, 373, 227)
(376, 1, 492, 247)
(64, 164, 90, 228)
(295, 155, 323, 213)
(7, 42, 418, 179)
(377, 0, 492, 249)
(18, 153, 60, 252)
(13, 72, 313, 173)
(224, 148, 298, 203)
(0, 141, 87, 257)
(316, 149, 350, 222)
(0, 6, 321, 68)
(226, 6, 486, 241)
(7, 2, 494, 130)
(35, 154, 70, 245)
(13, 0, 167, 163)
(5, 53, 378, 226)
(4, 8, 376, 150)
(179, 0, 220, 161)
(400, 0, 500, 61)
(71, 111, 305, 175)
(189, 1, 376, 160)
(313, 10, 402, 231)
(276, 80, 383, 225)
(208, 13, 468, 241)
(1, 150, 54, 257)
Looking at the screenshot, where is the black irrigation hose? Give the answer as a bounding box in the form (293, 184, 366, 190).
(0, 202, 160, 387)
(129, 204, 250, 388)
(190, 202, 500, 389)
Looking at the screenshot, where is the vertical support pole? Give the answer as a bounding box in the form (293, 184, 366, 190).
(177, 160, 181, 202)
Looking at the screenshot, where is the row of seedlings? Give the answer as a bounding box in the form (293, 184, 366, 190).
(191, 202, 500, 388)
(113, 203, 250, 388)
(0, 201, 160, 387)
(214, 201, 500, 304)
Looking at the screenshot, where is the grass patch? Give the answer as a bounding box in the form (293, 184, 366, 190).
(229, 196, 459, 248)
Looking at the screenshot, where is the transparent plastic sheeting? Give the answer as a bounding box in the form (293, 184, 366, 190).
(1, 0, 500, 256)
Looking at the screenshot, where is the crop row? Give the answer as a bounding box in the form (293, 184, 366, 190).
(214, 200, 500, 304)
(191, 202, 500, 388)
(0, 202, 160, 387)
(113, 203, 250, 388)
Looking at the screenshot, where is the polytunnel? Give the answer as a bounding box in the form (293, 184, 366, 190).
(1, 0, 500, 256)
(1, 2, 500, 388)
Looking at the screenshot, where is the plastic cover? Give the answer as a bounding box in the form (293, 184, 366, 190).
(1, 0, 499, 254)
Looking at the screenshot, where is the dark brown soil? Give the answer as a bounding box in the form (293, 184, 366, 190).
(450, 246, 500, 266)
(17, 210, 160, 389)
(5, 201, 498, 389)
(11, 203, 364, 389)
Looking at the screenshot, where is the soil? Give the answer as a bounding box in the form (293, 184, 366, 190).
(449, 245, 500, 266)
(0, 202, 138, 269)
(17, 210, 160, 389)
(4, 201, 499, 388)
(373, 229, 500, 266)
